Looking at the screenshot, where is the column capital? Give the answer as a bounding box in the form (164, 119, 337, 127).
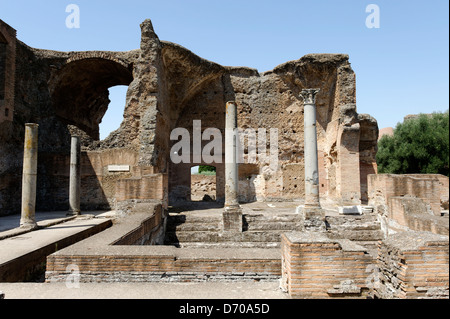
(300, 89, 320, 105)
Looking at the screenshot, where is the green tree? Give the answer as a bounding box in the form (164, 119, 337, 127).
(376, 111, 449, 176)
(198, 165, 216, 175)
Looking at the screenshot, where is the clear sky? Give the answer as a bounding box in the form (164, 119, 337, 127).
(1, 0, 448, 139)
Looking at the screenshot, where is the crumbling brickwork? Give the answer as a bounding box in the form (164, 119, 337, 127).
(281, 232, 374, 298)
(376, 231, 449, 299)
(0, 18, 378, 216)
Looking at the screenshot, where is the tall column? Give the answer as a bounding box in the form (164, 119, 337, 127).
(68, 135, 81, 215)
(301, 89, 321, 208)
(223, 101, 242, 232)
(20, 123, 39, 229)
(297, 89, 325, 232)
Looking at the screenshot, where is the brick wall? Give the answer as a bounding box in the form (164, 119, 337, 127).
(112, 204, 165, 245)
(46, 253, 281, 282)
(281, 232, 374, 298)
(376, 231, 449, 299)
(368, 174, 447, 216)
(336, 125, 361, 205)
(389, 196, 449, 235)
(0, 20, 16, 123)
(115, 173, 167, 203)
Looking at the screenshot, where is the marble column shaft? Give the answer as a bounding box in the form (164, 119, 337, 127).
(68, 135, 81, 215)
(301, 89, 321, 208)
(20, 123, 39, 229)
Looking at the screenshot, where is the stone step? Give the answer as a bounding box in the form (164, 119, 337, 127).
(327, 229, 384, 242)
(166, 213, 302, 232)
(166, 221, 220, 232)
(172, 242, 281, 249)
(164, 230, 284, 245)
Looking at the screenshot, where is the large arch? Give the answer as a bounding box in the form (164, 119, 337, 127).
(49, 57, 133, 139)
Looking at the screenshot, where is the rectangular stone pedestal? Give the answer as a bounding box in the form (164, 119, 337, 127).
(222, 207, 243, 232)
(296, 206, 326, 232)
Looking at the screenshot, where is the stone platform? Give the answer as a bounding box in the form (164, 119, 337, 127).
(0, 211, 114, 282)
(45, 203, 283, 283)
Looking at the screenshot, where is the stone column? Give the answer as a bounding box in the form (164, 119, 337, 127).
(68, 136, 81, 215)
(223, 101, 242, 232)
(301, 89, 321, 208)
(20, 123, 39, 229)
(297, 89, 326, 231)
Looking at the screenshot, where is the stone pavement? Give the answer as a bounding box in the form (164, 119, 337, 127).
(0, 281, 289, 299)
(0, 211, 114, 282)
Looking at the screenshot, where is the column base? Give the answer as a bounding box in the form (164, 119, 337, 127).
(19, 219, 38, 230)
(296, 205, 326, 232)
(222, 205, 243, 233)
(67, 210, 81, 216)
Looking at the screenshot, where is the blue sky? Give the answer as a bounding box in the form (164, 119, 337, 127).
(1, 0, 448, 139)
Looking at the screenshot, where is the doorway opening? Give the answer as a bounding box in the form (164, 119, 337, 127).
(191, 165, 217, 202)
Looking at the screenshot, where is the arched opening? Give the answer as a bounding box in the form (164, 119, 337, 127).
(99, 85, 128, 140)
(191, 165, 217, 202)
(50, 58, 133, 140)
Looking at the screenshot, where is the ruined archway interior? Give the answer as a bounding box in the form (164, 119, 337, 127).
(50, 58, 133, 140)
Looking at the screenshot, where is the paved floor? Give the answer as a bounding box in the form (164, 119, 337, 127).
(0, 281, 289, 299)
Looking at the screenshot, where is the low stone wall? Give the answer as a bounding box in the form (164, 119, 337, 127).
(281, 232, 374, 298)
(46, 249, 281, 283)
(389, 196, 449, 235)
(112, 204, 166, 245)
(375, 231, 449, 299)
(281, 230, 449, 299)
(368, 174, 448, 216)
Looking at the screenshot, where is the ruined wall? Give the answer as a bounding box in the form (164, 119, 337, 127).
(368, 174, 448, 217)
(0, 18, 379, 216)
(281, 232, 374, 298)
(375, 231, 449, 299)
(163, 42, 379, 205)
(0, 20, 16, 124)
(191, 174, 217, 201)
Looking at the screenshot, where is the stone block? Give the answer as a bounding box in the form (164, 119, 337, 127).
(338, 205, 363, 215)
(296, 205, 326, 232)
(222, 207, 243, 232)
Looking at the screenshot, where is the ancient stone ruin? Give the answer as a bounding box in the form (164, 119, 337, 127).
(0, 18, 448, 299)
